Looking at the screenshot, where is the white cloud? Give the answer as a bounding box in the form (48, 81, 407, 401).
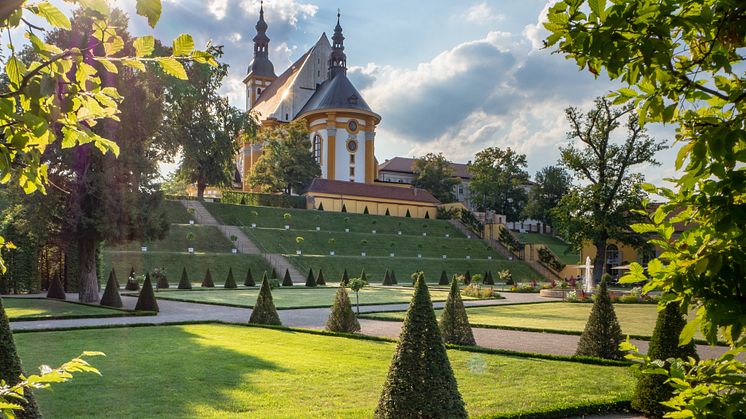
(239, 0, 318, 27)
(463, 2, 506, 24)
(272, 42, 298, 68)
(523, 0, 558, 50)
(208, 0, 229, 20)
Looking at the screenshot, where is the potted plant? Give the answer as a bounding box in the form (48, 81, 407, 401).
(296, 236, 304, 255)
(444, 224, 450, 238)
(397, 221, 402, 235)
(422, 223, 428, 236)
(328, 238, 336, 256)
(442, 244, 447, 259)
(251, 210, 258, 228)
(465, 244, 471, 260)
(348, 276, 368, 314)
(315, 215, 321, 231)
(283, 213, 291, 230)
(344, 217, 350, 233)
(371, 219, 377, 234)
(230, 234, 238, 253)
(360, 239, 368, 257)
(186, 232, 195, 253)
(187, 207, 195, 224)
(417, 243, 423, 258)
(389, 242, 395, 257)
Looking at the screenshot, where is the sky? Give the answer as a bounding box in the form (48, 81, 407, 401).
(45, 0, 678, 184)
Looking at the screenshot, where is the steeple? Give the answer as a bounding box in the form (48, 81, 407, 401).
(248, 1, 276, 78)
(329, 9, 347, 79)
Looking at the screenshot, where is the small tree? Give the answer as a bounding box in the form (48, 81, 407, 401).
(177, 268, 192, 290)
(224, 268, 237, 289)
(186, 231, 195, 251)
(340, 269, 350, 286)
(201, 268, 215, 288)
(230, 234, 238, 250)
(576, 276, 624, 360)
(283, 213, 291, 227)
(46, 275, 67, 300)
(134, 274, 159, 312)
(296, 236, 304, 254)
(328, 238, 336, 253)
(498, 269, 514, 286)
(325, 285, 360, 333)
(632, 302, 699, 417)
(316, 269, 326, 286)
(282, 269, 293, 286)
(483, 271, 494, 285)
(100, 270, 123, 308)
(382, 269, 394, 286)
(440, 278, 476, 345)
(305, 268, 316, 287)
(360, 239, 368, 255)
(348, 276, 368, 314)
(374, 275, 466, 418)
(0, 298, 41, 417)
(463, 270, 472, 285)
(244, 268, 255, 287)
(439, 270, 449, 286)
(389, 242, 395, 255)
(249, 275, 281, 325)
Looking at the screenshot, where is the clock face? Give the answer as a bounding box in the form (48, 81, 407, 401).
(347, 120, 358, 132)
(346, 139, 358, 153)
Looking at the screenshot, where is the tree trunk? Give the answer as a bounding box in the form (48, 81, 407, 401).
(78, 235, 99, 303)
(196, 182, 206, 199)
(592, 239, 607, 283)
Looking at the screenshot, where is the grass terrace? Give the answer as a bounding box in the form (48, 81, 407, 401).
(108, 225, 234, 253)
(161, 199, 195, 224)
(2, 298, 128, 321)
(16, 324, 634, 418)
(515, 232, 579, 265)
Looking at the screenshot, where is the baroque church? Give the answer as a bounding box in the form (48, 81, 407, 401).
(237, 5, 445, 218)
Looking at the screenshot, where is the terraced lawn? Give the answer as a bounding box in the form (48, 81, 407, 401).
(108, 225, 233, 253)
(515, 232, 579, 265)
(363, 302, 660, 337)
(2, 298, 124, 320)
(15, 324, 634, 418)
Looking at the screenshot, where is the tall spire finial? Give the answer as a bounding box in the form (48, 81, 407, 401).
(329, 9, 347, 79)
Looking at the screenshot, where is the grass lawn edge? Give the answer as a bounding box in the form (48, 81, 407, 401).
(2, 296, 156, 321)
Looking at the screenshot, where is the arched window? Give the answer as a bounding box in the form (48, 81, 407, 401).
(312, 134, 322, 163)
(256, 87, 261, 95)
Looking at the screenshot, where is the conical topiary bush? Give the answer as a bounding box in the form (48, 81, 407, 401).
(440, 278, 476, 345)
(100, 270, 123, 308)
(483, 270, 494, 285)
(249, 274, 281, 325)
(109, 268, 120, 288)
(305, 268, 316, 287)
(360, 269, 368, 284)
(244, 268, 255, 287)
(463, 270, 472, 285)
(374, 276, 467, 418)
(325, 284, 360, 333)
(316, 269, 326, 286)
(282, 269, 293, 286)
(134, 273, 159, 312)
(46, 275, 66, 300)
(202, 268, 215, 288)
(382, 269, 393, 286)
(390, 269, 397, 285)
(155, 270, 169, 289)
(438, 270, 449, 286)
(125, 267, 140, 291)
(340, 269, 350, 286)
(632, 302, 699, 417)
(0, 298, 41, 417)
(224, 268, 237, 289)
(271, 268, 278, 279)
(575, 276, 624, 359)
(177, 268, 192, 290)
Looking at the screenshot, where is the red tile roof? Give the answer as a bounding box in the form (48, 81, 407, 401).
(306, 178, 441, 204)
(378, 157, 471, 179)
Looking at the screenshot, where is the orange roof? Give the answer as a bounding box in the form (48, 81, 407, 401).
(306, 178, 440, 204)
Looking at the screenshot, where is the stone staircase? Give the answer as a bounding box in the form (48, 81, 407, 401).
(179, 200, 304, 283)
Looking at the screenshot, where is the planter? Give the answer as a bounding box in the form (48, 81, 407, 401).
(189, 220, 195, 225)
(361, 252, 366, 257)
(329, 251, 335, 256)
(232, 248, 238, 254)
(316, 226, 320, 231)
(466, 255, 471, 260)
(188, 247, 194, 254)
(422, 232, 427, 237)
(397, 231, 402, 235)
(296, 250, 302, 255)
(445, 234, 449, 238)
(345, 228, 350, 233)
(488, 256, 492, 260)
(442, 255, 447, 259)
(371, 230, 376, 234)
(251, 223, 256, 228)
(539, 289, 576, 299)
(284, 225, 290, 230)
(389, 253, 395, 257)
(141, 246, 148, 252)
(417, 254, 422, 258)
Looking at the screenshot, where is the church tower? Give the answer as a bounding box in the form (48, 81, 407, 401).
(329, 11, 346, 79)
(243, 1, 276, 111)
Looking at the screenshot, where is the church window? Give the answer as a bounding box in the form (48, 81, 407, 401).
(257, 88, 261, 95)
(312, 135, 322, 163)
(285, 113, 289, 120)
(349, 154, 355, 164)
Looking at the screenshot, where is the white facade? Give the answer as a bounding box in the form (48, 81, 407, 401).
(309, 116, 370, 183)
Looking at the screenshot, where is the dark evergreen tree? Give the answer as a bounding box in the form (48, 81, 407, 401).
(201, 268, 215, 288)
(315, 269, 326, 286)
(271, 268, 278, 279)
(325, 285, 360, 333)
(109, 268, 120, 288)
(46, 275, 66, 300)
(244, 268, 255, 287)
(575, 277, 624, 359)
(483, 271, 494, 285)
(282, 269, 293, 286)
(374, 276, 466, 418)
(360, 269, 368, 284)
(382, 269, 394, 286)
(340, 269, 350, 286)
(249, 275, 281, 325)
(440, 278, 476, 345)
(390, 269, 397, 285)
(439, 270, 449, 286)
(224, 268, 237, 289)
(463, 270, 472, 285)
(100, 271, 123, 308)
(134, 274, 159, 312)
(305, 268, 316, 287)
(0, 298, 41, 418)
(177, 268, 192, 290)
(632, 302, 699, 417)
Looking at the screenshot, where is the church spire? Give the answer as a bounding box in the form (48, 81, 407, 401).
(248, 0, 275, 78)
(329, 9, 347, 79)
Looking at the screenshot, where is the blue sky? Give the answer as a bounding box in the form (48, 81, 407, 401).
(45, 0, 677, 183)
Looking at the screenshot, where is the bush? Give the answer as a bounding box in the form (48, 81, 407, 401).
(390, 269, 397, 285)
(382, 269, 394, 286)
(224, 268, 237, 289)
(483, 270, 494, 285)
(134, 274, 159, 312)
(221, 191, 307, 209)
(0, 298, 41, 417)
(305, 268, 316, 287)
(576, 277, 624, 360)
(124, 267, 140, 291)
(177, 268, 192, 290)
(46, 275, 66, 300)
(410, 271, 424, 286)
(316, 269, 326, 286)
(498, 269, 514, 285)
(440, 278, 476, 346)
(249, 275, 281, 325)
(201, 268, 215, 288)
(374, 275, 466, 418)
(100, 270, 123, 308)
(325, 285, 360, 333)
(632, 302, 699, 417)
(281, 269, 293, 286)
(244, 268, 256, 287)
(462, 284, 499, 299)
(463, 270, 472, 285)
(340, 269, 350, 286)
(439, 270, 449, 286)
(153, 268, 169, 289)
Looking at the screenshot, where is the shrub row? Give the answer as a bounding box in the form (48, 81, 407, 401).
(221, 191, 307, 209)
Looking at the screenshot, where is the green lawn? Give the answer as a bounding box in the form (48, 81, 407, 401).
(515, 233, 579, 265)
(162, 200, 193, 224)
(364, 302, 660, 337)
(287, 255, 542, 283)
(2, 298, 123, 320)
(149, 286, 486, 308)
(15, 324, 634, 418)
(204, 202, 463, 236)
(102, 252, 272, 285)
(108, 225, 233, 253)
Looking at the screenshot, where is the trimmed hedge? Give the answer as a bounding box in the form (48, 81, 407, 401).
(224, 268, 237, 289)
(177, 268, 192, 290)
(249, 275, 281, 325)
(134, 274, 159, 313)
(0, 297, 41, 417)
(315, 269, 326, 286)
(221, 191, 307, 209)
(325, 285, 360, 333)
(100, 270, 123, 308)
(244, 268, 255, 287)
(202, 268, 215, 288)
(282, 269, 293, 286)
(305, 268, 316, 287)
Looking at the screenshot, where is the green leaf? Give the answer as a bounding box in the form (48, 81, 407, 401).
(172, 34, 194, 57)
(133, 36, 155, 57)
(121, 59, 146, 71)
(104, 35, 124, 56)
(136, 0, 162, 28)
(77, 0, 110, 15)
(35, 2, 71, 29)
(680, 315, 701, 346)
(96, 58, 118, 74)
(5, 57, 26, 86)
(588, 0, 606, 22)
(156, 57, 187, 80)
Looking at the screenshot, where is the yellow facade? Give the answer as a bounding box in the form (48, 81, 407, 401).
(307, 193, 438, 219)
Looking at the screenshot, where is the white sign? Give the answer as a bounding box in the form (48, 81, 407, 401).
(232, 248, 237, 254)
(189, 220, 195, 225)
(141, 246, 147, 252)
(188, 247, 194, 253)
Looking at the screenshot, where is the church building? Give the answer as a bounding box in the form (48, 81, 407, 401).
(237, 5, 441, 218)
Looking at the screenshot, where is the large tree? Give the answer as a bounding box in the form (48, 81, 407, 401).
(411, 153, 460, 203)
(162, 46, 252, 198)
(468, 147, 530, 221)
(522, 165, 572, 226)
(552, 97, 666, 282)
(248, 120, 321, 194)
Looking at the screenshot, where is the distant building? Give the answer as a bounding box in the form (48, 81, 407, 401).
(377, 157, 473, 209)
